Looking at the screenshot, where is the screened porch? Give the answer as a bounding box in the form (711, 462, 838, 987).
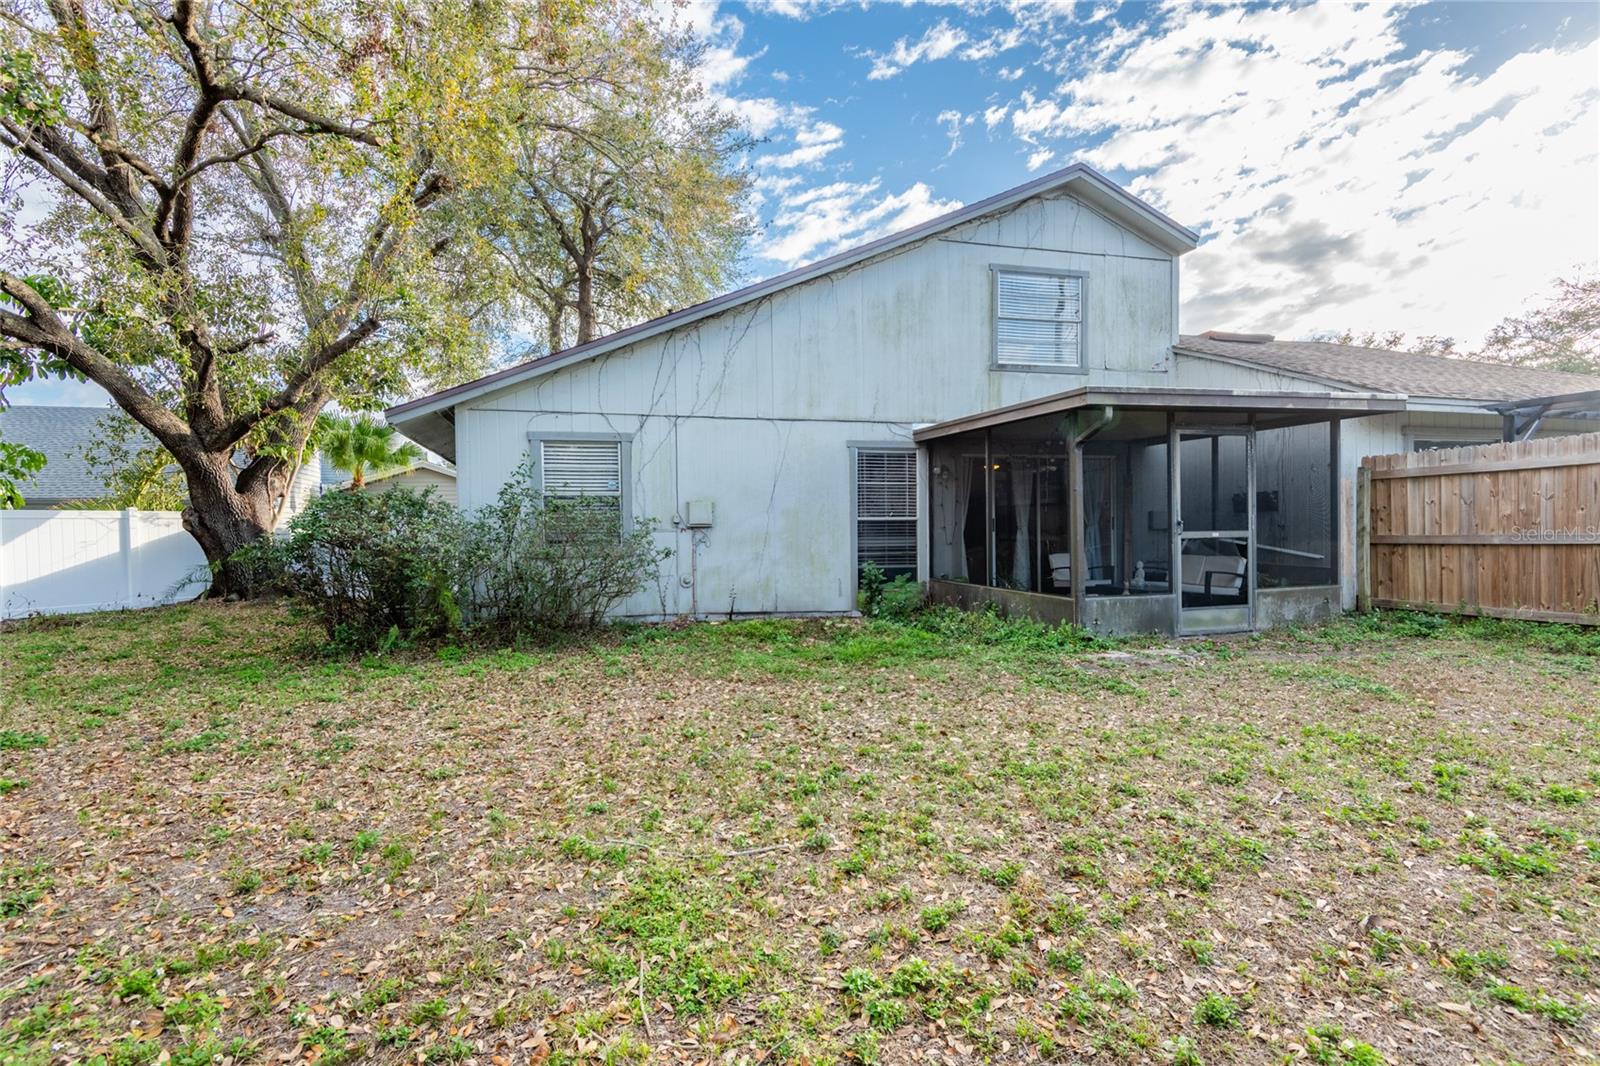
(915, 387, 1405, 635)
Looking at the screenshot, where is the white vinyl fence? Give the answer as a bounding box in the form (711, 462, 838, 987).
(1, 509, 208, 620)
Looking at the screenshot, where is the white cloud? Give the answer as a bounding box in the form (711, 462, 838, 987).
(758, 179, 963, 268)
(660, 2, 759, 91)
(763, 117, 845, 168)
(1026, 147, 1055, 172)
(983, 103, 1010, 129)
(866, 19, 969, 80)
(1008, 89, 1062, 140)
(960, 26, 1025, 63)
(989, 3, 1600, 342)
(863, 17, 1026, 80)
(677, 10, 849, 174)
(937, 109, 966, 156)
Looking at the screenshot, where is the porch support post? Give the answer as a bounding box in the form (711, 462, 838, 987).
(1168, 414, 1182, 635)
(983, 429, 995, 586)
(1065, 405, 1114, 626)
(1068, 431, 1086, 622)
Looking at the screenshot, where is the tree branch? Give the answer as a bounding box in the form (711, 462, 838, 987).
(0, 273, 192, 447)
(0, 121, 166, 264)
(209, 317, 381, 449)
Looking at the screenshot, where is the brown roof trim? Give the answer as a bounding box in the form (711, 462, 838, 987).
(912, 386, 1407, 442)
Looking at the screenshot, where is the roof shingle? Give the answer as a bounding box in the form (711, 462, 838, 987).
(1175, 334, 1600, 403)
(0, 405, 132, 503)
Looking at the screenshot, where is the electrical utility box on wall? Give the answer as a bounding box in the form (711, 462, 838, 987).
(683, 499, 715, 528)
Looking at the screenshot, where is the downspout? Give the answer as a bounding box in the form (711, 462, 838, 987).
(1067, 406, 1115, 627)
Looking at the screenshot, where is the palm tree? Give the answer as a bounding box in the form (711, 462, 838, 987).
(316, 415, 424, 488)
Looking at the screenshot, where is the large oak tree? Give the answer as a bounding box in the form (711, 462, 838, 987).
(0, 0, 641, 590)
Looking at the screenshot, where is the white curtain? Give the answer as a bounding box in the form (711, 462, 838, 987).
(1011, 464, 1034, 590)
(933, 455, 974, 580)
(1084, 462, 1105, 575)
(949, 458, 972, 580)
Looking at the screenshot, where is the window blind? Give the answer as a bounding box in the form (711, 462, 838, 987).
(996, 270, 1082, 368)
(856, 450, 917, 573)
(541, 440, 621, 497)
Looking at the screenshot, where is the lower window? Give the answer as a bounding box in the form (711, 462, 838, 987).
(855, 449, 917, 580)
(541, 439, 624, 540)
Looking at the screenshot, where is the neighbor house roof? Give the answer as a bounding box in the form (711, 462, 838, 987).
(338, 459, 456, 490)
(388, 163, 1200, 456)
(0, 404, 128, 504)
(1174, 333, 1600, 404)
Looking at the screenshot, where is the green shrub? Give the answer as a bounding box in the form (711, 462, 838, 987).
(238, 461, 669, 647)
(463, 460, 670, 635)
(876, 575, 925, 619)
(857, 562, 924, 620)
(249, 487, 468, 650)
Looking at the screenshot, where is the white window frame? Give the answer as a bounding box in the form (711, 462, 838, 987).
(992, 265, 1088, 373)
(851, 445, 918, 590)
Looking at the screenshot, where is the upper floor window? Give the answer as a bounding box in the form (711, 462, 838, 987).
(994, 269, 1083, 370)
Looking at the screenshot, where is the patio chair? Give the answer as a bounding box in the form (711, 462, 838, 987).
(1047, 553, 1115, 592)
(1179, 552, 1247, 599)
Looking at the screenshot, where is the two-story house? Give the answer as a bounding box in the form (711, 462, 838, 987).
(387, 165, 1600, 635)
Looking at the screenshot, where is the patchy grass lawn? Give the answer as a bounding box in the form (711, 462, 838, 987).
(1, 604, 1598, 1065)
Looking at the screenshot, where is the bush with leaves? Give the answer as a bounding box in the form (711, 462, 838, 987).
(261, 488, 469, 649)
(857, 561, 924, 620)
(463, 460, 670, 635)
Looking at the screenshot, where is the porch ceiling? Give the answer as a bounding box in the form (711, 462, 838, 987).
(911, 386, 1407, 442)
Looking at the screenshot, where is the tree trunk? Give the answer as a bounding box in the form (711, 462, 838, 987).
(547, 302, 567, 354)
(575, 258, 595, 345)
(179, 450, 277, 598)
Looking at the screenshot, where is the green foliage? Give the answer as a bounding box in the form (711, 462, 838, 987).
(1303, 1024, 1383, 1065)
(1321, 608, 1600, 656)
(0, 730, 46, 750)
(1481, 272, 1599, 374)
(857, 562, 924, 620)
(0, 436, 46, 509)
(463, 459, 670, 634)
(495, 19, 753, 353)
(1194, 991, 1239, 1027)
(77, 413, 186, 510)
(919, 900, 966, 933)
(249, 488, 469, 650)
(0, 0, 682, 581)
(596, 865, 752, 1015)
(315, 415, 425, 488)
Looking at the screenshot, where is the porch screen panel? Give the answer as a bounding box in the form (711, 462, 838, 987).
(996, 271, 1082, 368)
(856, 450, 917, 577)
(1253, 421, 1334, 587)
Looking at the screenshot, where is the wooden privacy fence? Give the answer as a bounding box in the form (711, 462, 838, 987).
(1356, 432, 1600, 624)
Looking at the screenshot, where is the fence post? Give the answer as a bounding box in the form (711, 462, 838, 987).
(1355, 467, 1372, 613)
(122, 508, 138, 609)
